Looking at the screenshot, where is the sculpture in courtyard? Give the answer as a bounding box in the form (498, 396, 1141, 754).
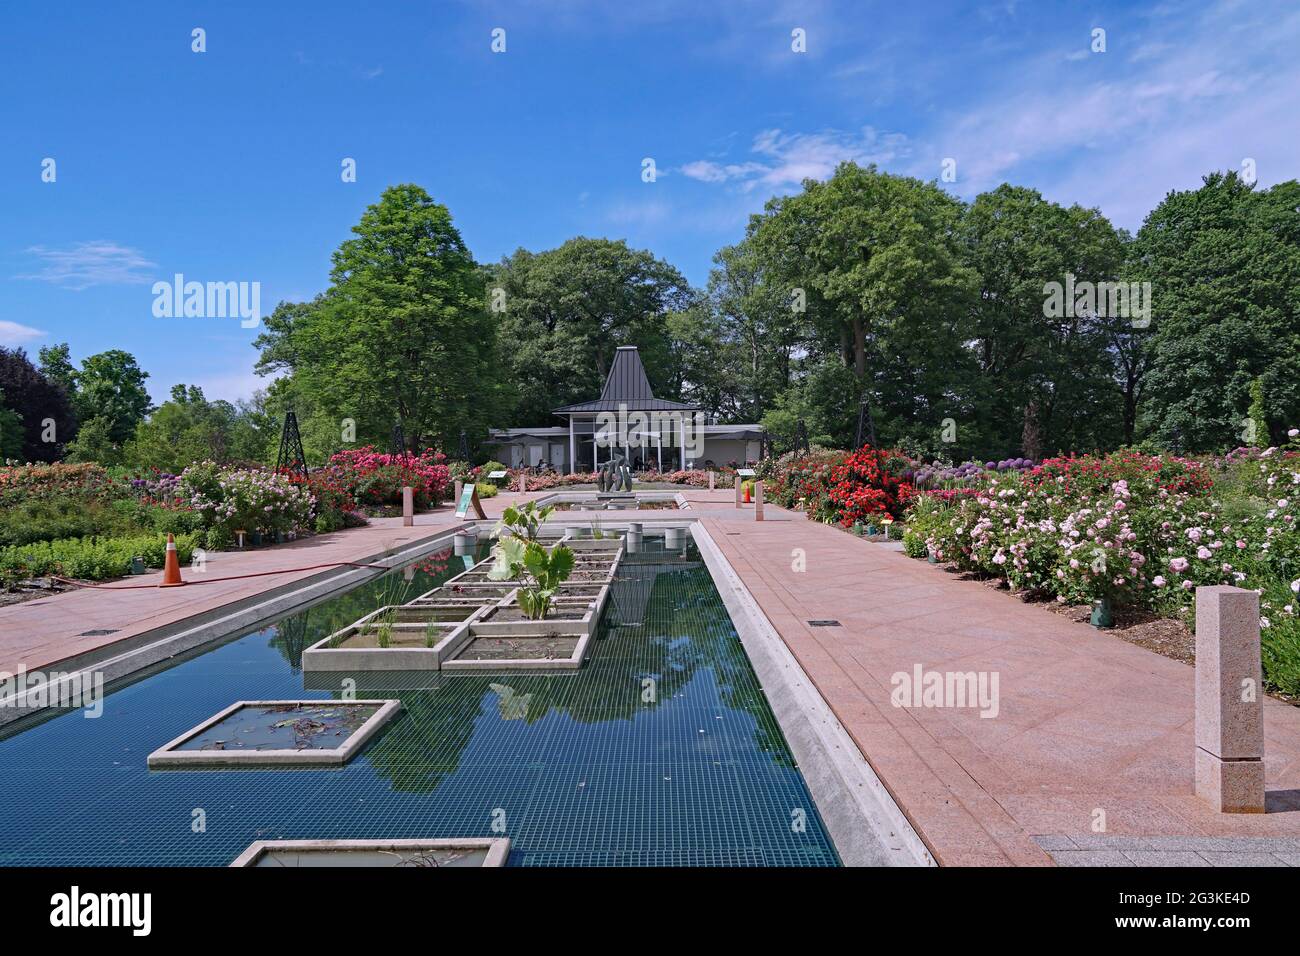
(597, 452, 633, 493)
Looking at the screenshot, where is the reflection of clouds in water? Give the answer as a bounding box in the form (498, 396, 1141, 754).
(490, 683, 532, 721)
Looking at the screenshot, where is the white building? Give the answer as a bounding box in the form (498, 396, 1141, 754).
(485, 346, 764, 473)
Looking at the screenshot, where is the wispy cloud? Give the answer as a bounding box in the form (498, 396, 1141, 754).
(0, 320, 47, 347)
(679, 126, 910, 192)
(676, 0, 1300, 231)
(16, 241, 156, 290)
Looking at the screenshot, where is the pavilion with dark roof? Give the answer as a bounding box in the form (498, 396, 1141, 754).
(485, 346, 765, 472)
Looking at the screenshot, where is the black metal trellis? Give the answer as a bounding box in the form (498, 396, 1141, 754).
(793, 418, 810, 456)
(853, 400, 878, 451)
(391, 421, 407, 461)
(274, 410, 308, 478)
(458, 428, 470, 461)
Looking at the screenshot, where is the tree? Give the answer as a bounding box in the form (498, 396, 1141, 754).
(73, 349, 152, 445)
(254, 185, 502, 454)
(489, 238, 693, 425)
(742, 163, 977, 454)
(703, 238, 803, 422)
(0, 347, 76, 461)
(0, 389, 23, 460)
(1136, 173, 1300, 451)
(64, 415, 119, 464)
(125, 384, 262, 472)
(38, 343, 77, 395)
(958, 184, 1128, 456)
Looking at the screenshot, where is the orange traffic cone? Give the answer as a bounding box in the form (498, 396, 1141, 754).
(160, 533, 185, 587)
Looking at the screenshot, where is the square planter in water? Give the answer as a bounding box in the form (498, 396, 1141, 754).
(441, 629, 594, 671)
(302, 607, 480, 671)
(230, 838, 510, 868)
(147, 700, 400, 767)
(471, 601, 597, 637)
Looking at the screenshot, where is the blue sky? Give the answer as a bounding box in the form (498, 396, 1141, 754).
(3, 0, 1297, 404)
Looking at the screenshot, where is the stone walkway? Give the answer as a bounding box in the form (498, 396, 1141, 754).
(0, 493, 530, 675)
(681, 488, 1300, 866)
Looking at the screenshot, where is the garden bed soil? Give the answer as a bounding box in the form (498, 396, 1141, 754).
(455, 635, 580, 661)
(335, 629, 449, 650)
(482, 605, 587, 624)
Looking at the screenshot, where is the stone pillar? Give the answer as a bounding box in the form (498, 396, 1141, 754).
(708, 470, 715, 491)
(734, 475, 742, 508)
(754, 481, 764, 521)
(454, 480, 463, 508)
(1195, 585, 1265, 813)
(401, 486, 414, 527)
(518, 472, 527, 493)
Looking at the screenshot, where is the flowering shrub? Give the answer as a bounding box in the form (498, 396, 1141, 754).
(827, 447, 914, 527)
(502, 470, 599, 491)
(632, 469, 712, 487)
(319, 446, 450, 509)
(302, 472, 364, 533)
(0, 462, 120, 502)
(185, 467, 315, 537)
(902, 445, 1300, 696)
(765, 448, 848, 521)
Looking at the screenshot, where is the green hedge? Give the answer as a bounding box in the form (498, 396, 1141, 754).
(0, 532, 200, 584)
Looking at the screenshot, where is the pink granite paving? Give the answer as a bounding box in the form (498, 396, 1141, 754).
(0, 493, 532, 675)
(689, 494, 1300, 866)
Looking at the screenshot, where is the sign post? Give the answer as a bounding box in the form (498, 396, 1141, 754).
(455, 483, 487, 519)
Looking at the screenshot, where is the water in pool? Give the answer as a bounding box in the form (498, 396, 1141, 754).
(0, 538, 840, 866)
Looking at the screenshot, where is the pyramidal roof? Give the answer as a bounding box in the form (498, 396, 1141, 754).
(554, 346, 697, 414)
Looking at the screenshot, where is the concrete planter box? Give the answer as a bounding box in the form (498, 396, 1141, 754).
(230, 837, 510, 868)
(472, 601, 597, 637)
(555, 583, 606, 599)
(413, 583, 514, 603)
(442, 629, 594, 671)
(148, 699, 400, 767)
(303, 606, 480, 671)
(302, 624, 471, 671)
(560, 537, 626, 553)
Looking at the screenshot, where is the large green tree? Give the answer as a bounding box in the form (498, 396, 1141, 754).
(488, 238, 693, 425)
(254, 185, 503, 454)
(0, 347, 75, 461)
(1136, 172, 1300, 451)
(743, 162, 977, 451)
(958, 184, 1129, 457)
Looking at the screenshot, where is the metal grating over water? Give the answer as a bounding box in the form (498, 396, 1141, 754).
(0, 539, 839, 867)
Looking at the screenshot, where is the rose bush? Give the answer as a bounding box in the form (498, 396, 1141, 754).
(319, 446, 450, 509)
(902, 445, 1300, 696)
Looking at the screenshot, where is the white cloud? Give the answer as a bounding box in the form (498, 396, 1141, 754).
(0, 320, 47, 346)
(680, 126, 910, 193)
(910, 0, 1300, 225)
(672, 0, 1298, 231)
(16, 241, 156, 289)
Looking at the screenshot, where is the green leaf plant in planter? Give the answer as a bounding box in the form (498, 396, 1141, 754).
(488, 536, 575, 620)
(488, 499, 574, 620)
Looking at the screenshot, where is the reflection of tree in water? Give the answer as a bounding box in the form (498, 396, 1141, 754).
(268, 609, 310, 673)
(359, 674, 488, 793)
(266, 547, 479, 671)
(308, 540, 796, 795)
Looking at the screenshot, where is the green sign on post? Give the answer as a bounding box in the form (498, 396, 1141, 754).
(456, 483, 486, 519)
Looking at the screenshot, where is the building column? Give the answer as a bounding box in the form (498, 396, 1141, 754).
(568, 416, 575, 474)
(679, 416, 686, 470)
